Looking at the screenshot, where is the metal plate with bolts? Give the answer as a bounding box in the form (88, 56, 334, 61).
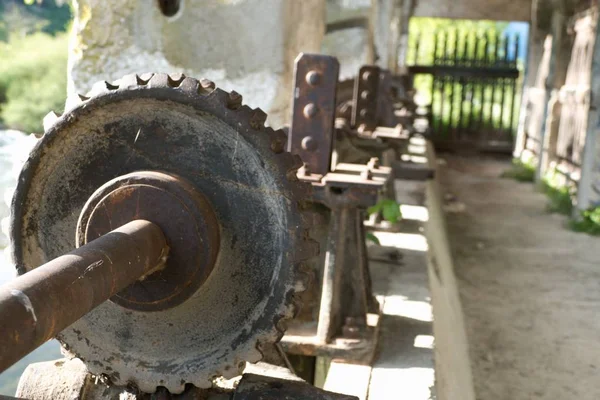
(288, 53, 340, 176)
(352, 66, 381, 131)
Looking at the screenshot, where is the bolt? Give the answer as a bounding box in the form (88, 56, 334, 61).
(301, 136, 318, 152)
(361, 169, 373, 180)
(304, 103, 318, 119)
(367, 157, 381, 169)
(361, 90, 371, 100)
(360, 108, 368, 118)
(362, 70, 372, 81)
(299, 163, 311, 176)
(306, 70, 321, 86)
(343, 317, 366, 338)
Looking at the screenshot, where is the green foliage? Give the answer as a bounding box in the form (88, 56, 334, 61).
(540, 180, 573, 216)
(407, 18, 508, 67)
(501, 158, 535, 182)
(366, 232, 381, 245)
(0, 32, 68, 133)
(367, 199, 403, 224)
(570, 207, 600, 236)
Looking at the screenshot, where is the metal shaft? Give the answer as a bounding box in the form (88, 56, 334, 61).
(0, 220, 167, 374)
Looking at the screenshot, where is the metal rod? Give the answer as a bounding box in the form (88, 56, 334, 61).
(0, 220, 167, 373)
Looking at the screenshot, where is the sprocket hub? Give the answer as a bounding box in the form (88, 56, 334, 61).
(9, 73, 315, 393)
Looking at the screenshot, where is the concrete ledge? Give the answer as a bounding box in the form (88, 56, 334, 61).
(424, 144, 476, 400)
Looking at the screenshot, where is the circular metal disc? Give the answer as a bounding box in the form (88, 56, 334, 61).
(9, 73, 314, 393)
(78, 171, 220, 311)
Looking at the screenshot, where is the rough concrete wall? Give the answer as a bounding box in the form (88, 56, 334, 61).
(322, 0, 400, 79)
(425, 144, 476, 400)
(68, 0, 325, 126)
(413, 0, 532, 21)
(322, 0, 373, 80)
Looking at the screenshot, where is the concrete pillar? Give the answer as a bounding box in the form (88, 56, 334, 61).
(322, 0, 403, 79)
(515, 0, 553, 158)
(576, 12, 600, 212)
(539, 3, 573, 180)
(68, 0, 326, 127)
(397, 0, 414, 71)
(385, 0, 404, 73)
(373, 0, 403, 71)
(322, 0, 374, 80)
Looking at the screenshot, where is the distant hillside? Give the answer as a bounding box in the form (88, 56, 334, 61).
(0, 0, 71, 41)
(0, 0, 71, 133)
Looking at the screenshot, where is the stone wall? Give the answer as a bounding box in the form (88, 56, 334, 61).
(68, 0, 326, 127)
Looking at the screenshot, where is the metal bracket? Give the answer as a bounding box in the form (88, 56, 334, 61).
(352, 65, 381, 131)
(288, 53, 340, 176)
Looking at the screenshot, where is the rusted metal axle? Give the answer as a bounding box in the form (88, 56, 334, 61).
(0, 220, 168, 374)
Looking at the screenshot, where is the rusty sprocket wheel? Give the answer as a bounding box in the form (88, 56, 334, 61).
(10, 73, 316, 393)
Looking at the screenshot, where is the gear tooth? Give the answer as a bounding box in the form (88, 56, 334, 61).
(77, 94, 90, 102)
(148, 73, 170, 88)
(43, 111, 60, 131)
(269, 128, 287, 154)
(295, 261, 314, 293)
(89, 80, 108, 96)
(178, 76, 200, 94)
(137, 73, 154, 85)
(163, 381, 185, 395)
(105, 80, 119, 90)
(167, 73, 186, 87)
(275, 315, 289, 334)
(117, 74, 140, 89)
(291, 154, 304, 170)
(199, 78, 216, 95)
(248, 108, 267, 130)
(200, 78, 216, 90)
(193, 376, 213, 390)
(208, 88, 230, 104)
(221, 364, 240, 380)
(293, 237, 319, 263)
(246, 346, 263, 364)
(226, 90, 243, 110)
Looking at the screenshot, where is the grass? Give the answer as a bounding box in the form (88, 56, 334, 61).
(501, 159, 535, 182)
(540, 180, 573, 216)
(570, 207, 600, 236)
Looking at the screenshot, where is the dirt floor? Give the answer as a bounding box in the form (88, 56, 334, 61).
(439, 155, 600, 400)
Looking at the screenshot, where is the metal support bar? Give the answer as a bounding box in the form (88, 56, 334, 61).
(0, 220, 167, 374)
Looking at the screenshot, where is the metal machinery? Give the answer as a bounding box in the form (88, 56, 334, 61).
(0, 53, 428, 399)
(281, 54, 389, 364)
(280, 54, 433, 368)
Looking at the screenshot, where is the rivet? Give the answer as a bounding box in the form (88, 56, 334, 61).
(306, 71, 321, 86)
(304, 103, 318, 118)
(301, 136, 318, 152)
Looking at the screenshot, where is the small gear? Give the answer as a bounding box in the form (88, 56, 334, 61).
(10, 73, 317, 393)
